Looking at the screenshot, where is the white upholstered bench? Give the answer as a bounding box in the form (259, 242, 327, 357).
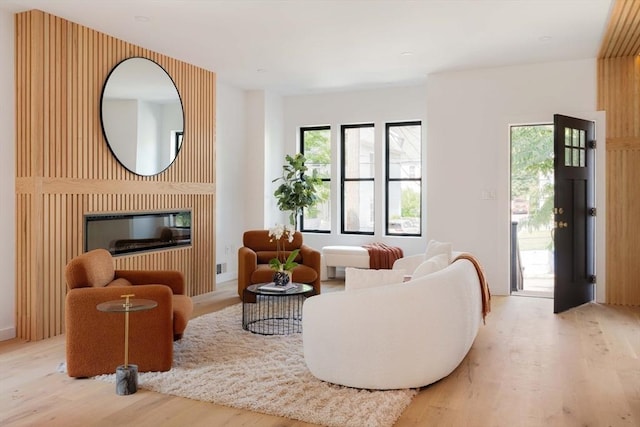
(321, 246, 370, 279)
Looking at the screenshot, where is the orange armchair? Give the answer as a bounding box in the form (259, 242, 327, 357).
(64, 249, 193, 377)
(238, 230, 321, 299)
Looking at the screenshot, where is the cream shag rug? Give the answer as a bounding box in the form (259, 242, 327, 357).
(95, 303, 416, 427)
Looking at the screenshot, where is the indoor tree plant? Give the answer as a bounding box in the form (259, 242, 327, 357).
(272, 153, 321, 229)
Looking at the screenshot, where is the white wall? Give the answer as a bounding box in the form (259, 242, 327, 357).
(0, 8, 16, 340)
(426, 59, 602, 297)
(264, 92, 285, 228)
(103, 99, 138, 172)
(215, 81, 249, 283)
(244, 91, 267, 229)
(282, 85, 429, 257)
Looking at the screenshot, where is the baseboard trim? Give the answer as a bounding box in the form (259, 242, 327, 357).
(0, 326, 16, 341)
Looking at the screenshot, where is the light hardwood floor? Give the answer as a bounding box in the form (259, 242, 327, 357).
(1, 280, 639, 427)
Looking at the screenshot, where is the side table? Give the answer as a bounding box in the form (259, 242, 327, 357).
(97, 294, 157, 395)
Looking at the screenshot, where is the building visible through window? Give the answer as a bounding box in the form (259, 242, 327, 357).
(341, 124, 375, 235)
(386, 121, 422, 236)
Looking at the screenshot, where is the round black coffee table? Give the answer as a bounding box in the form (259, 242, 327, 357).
(242, 283, 314, 335)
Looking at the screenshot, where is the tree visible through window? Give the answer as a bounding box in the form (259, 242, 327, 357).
(300, 126, 331, 232)
(386, 121, 422, 236)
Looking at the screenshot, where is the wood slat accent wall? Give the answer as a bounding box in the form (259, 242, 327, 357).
(599, 0, 640, 58)
(15, 10, 216, 341)
(598, 0, 640, 306)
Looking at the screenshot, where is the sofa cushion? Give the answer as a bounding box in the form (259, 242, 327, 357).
(345, 267, 406, 291)
(425, 240, 452, 263)
(105, 278, 133, 287)
(251, 264, 318, 285)
(412, 253, 450, 279)
(256, 250, 303, 265)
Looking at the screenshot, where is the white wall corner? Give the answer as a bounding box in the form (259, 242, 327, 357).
(0, 8, 16, 341)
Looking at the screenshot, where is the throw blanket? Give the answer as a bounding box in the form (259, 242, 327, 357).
(453, 253, 491, 324)
(362, 243, 404, 270)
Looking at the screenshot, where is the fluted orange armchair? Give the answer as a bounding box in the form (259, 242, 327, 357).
(64, 249, 193, 377)
(238, 230, 321, 300)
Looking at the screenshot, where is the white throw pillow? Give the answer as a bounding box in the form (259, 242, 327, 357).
(412, 253, 450, 279)
(345, 267, 406, 291)
(424, 239, 452, 263)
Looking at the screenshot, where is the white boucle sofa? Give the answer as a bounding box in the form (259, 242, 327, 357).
(302, 255, 482, 390)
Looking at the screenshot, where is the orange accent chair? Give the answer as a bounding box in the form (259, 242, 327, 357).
(64, 248, 193, 377)
(238, 230, 321, 300)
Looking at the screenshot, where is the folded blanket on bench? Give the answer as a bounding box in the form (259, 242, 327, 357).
(362, 242, 403, 270)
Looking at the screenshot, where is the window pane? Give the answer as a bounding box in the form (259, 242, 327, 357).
(303, 128, 331, 179)
(344, 126, 375, 179)
(343, 181, 374, 233)
(386, 121, 422, 237)
(388, 124, 421, 179)
(301, 126, 331, 233)
(302, 180, 331, 232)
(387, 181, 421, 235)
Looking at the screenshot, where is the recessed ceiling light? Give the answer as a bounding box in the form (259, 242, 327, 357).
(134, 15, 151, 23)
(401, 51, 413, 56)
(538, 35, 552, 42)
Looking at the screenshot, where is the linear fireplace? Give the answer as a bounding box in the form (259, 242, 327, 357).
(85, 210, 191, 256)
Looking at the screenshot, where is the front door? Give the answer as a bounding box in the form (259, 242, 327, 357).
(553, 114, 595, 313)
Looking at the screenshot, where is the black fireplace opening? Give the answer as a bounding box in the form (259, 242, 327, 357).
(84, 210, 191, 256)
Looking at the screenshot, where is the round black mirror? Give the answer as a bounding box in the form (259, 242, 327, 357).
(100, 57, 184, 176)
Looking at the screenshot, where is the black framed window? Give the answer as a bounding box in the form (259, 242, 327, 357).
(386, 121, 422, 236)
(341, 124, 375, 235)
(300, 126, 331, 232)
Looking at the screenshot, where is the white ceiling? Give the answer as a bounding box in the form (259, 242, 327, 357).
(1, 0, 614, 95)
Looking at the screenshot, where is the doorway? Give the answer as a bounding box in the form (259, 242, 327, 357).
(510, 124, 554, 298)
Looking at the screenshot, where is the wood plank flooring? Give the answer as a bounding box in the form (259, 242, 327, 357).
(1, 280, 638, 427)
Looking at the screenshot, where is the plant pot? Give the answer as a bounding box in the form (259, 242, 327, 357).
(273, 270, 291, 286)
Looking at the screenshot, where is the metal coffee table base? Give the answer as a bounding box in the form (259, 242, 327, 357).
(242, 283, 313, 335)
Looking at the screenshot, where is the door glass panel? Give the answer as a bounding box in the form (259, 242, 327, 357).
(563, 127, 586, 168)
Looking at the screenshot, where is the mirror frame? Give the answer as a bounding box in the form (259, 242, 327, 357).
(100, 57, 185, 176)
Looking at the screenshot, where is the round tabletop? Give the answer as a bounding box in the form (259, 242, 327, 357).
(97, 298, 158, 313)
(246, 283, 314, 296)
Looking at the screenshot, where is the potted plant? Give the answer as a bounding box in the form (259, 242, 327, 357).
(268, 224, 299, 286)
(273, 153, 321, 229)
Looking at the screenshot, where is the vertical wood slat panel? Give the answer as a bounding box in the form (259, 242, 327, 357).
(599, 0, 640, 58)
(600, 59, 640, 305)
(598, 1, 640, 306)
(15, 10, 216, 341)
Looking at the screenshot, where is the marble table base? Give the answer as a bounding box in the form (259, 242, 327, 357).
(116, 364, 138, 395)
